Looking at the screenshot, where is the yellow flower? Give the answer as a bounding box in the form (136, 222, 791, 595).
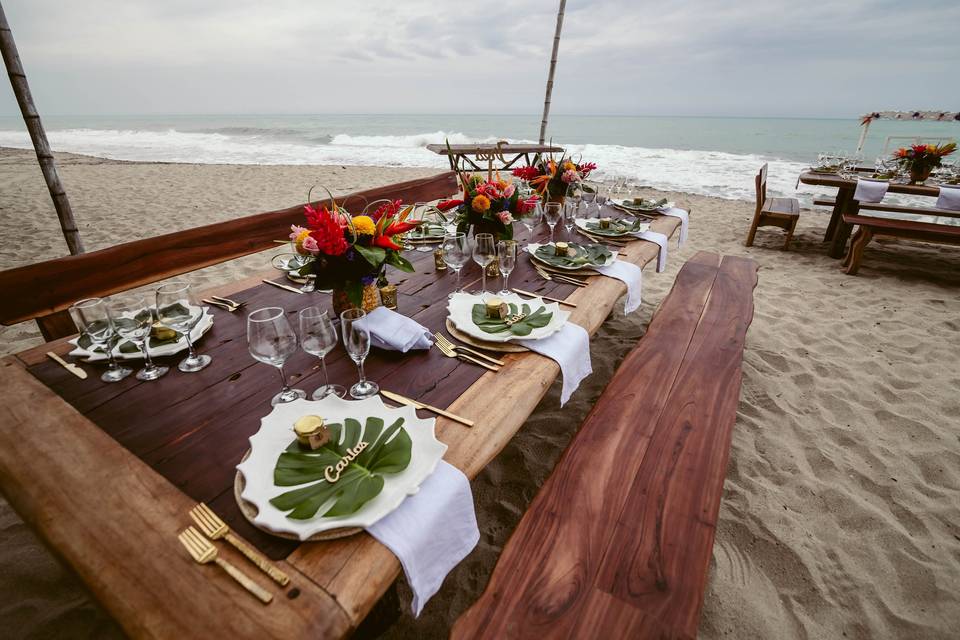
(927, 144, 937, 153)
(472, 194, 491, 212)
(351, 215, 376, 235)
(294, 228, 311, 251)
(496, 180, 509, 190)
(562, 161, 576, 171)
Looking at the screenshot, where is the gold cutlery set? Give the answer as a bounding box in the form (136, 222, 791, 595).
(202, 295, 246, 312)
(178, 502, 289, 604)
(46, 351, 87, 379)
(434, 332, 505, 372)
(380, 389, 474, 427)
(511, 287, 577, 308)
(533, 263, 589, 288)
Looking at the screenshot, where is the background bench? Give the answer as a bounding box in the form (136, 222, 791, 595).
(452, 251, 758, 639)
(841, 207, 960, 275)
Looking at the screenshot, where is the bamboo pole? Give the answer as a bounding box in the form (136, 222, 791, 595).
(0, 1, 84, 254)
(538, 0, 566, 145)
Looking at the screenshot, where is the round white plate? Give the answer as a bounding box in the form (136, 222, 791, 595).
(68, 308, 214, 362)
(527, 242, 617, 271)
(236, 395, 447, 541)
(575, 217, 649, 238)
(447, 291, 569, 343)
(610, 198, 673, 212)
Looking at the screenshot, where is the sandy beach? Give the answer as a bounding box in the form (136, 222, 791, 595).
(2, 148, 960, 639)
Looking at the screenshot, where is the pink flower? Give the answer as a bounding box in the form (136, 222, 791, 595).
(503, 183, 516, 198)
(561, 169, 578, 184)
(289, 224, 309, 240)
(301, 235, 320, 254)
(497, 211, 513, 224)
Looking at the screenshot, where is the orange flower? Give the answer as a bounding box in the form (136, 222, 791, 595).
(472, 194, 491, 212)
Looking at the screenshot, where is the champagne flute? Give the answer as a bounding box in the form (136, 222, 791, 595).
(441, 232, 469, 298)
(563, 201, 578, 239)
(472, 233, 496, 297)
(110, 295, 169, 381)
(156, 282, 211, 372)
(544, 202, 562, 244)
(497, 240, 517, 296)
(341, 309, 378, 399)
(248, 307, 306, 405)
(69, 297, 132, 383)
(298, 306, 345, 400)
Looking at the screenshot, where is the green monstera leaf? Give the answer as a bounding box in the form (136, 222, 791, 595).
(586, 217, 646, 236)
(269, 416, 412, 520)
(471, 302, 554, 337)
(534, 242, 612, 269)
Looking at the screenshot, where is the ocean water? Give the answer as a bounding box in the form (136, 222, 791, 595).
(0, 114, 956, 203)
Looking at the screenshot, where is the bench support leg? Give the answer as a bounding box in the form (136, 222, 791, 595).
(843, 227, 872, 275)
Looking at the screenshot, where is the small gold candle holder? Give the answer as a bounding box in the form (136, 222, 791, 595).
(485, 296, 508, 320)
(434, 248, 447, 271)
(554, 241, 569, 256)
(485, 255, 501, 278)
(379, 284, 398, 310)
(150, 322, 177, 341)
(294, 415, 330, 451)
(599, 217, 612, 229)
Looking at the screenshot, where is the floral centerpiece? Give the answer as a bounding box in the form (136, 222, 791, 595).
(436, 174, 538, 241)
(290, 195, 420, 313)
(893, 142, 956, 183)
(512, 155, 597, 204)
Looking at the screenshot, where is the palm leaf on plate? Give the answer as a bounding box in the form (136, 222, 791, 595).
(471, 302, 554, 337)
(534, 243, 612, 268)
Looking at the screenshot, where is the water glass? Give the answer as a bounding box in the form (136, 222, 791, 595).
(156, 282, 211, 372)
(69, 297, 132, 383)
(248, 307, 306, 405)
(497, 240, 517, 296)
(441, 232, 470, 297)
(341, 309, 378, 399)
(299, 306, 345, 400)
(563, 201, 579, 238)
(472, 233, 496, 296)
(544, 202, 562, 243)
(110, 295, 169, 381)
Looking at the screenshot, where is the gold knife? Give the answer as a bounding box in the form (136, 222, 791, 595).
(511, 288, 577, 308)
(380, 390, 474, 428)
(261, 279, 304, 294)
(46, 351, 87, 379)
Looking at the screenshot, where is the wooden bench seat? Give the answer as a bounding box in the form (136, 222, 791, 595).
(814, 195, 960, 220)
(746, 163, 799, 249)
(841, 208, 960, 275)
(452, 251, 759, 639)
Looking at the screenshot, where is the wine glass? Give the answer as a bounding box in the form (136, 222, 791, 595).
(272, 252, 315, 293)
(411, 203, 436, 253)
(441, 232, 469, 298)
(544, 202, 562, 244)
(563, 200, 579, 239)
(156, 282, 211, 372)
(69, 297, 132, 383)
(518, 201, 542, 248)
(472, 233, 496, 297)
(497, 240, 517, 296)
(248, 307, 306, 405)
(110, 295, 169, 381)
(341, 309, 378, 399)
(298, 306, 345, 400)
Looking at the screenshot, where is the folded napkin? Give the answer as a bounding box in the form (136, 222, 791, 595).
(367, 461, 479, 616)
(594, 260, 643, 313)
(936, 185, 960, 211)
(631, 229, 669, 272)
(657, 207, 689, 246)
(854, 178, 889, 203)
(517, 322, 592, 406)
(355, 306, 432, 352)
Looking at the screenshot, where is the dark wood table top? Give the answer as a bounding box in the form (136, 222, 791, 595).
(425, 143, 564, 155)
(798, 170, 944, 196)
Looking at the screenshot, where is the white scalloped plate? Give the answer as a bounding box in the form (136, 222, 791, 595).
(447, 291, 569, 343)
(235, 395, 447, 541)
(68, 308, 214, 362)
(526, 242, 618, 271)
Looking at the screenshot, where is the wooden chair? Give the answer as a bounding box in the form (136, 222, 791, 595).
(0, 172, 458, 340)
(452, 252, 758, 640)
(746, 163, 800, 249)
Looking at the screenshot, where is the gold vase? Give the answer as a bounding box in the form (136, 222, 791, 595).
(332, 283, 381, 316)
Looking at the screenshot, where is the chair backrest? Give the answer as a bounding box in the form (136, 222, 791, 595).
(754, 163, 768, 215)
(0, 171, 458, 340)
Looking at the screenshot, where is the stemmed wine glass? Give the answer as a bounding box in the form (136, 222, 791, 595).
(441, 232, 470, 297)
(156, 282, 211, 372)
(110, 295, 169, 381)
(563, 200, 578, 239)
(497, 240, 517, 296)
(298, 306, 345, 400)
(272, 252, 315, 293)
(544, 202, 562, 244)
(247, 307, 306, 405)
(472, 232, 496, 297)
(411, 203, 436, 253)
(341, 309, 378, 399)
(518, 201, 542, 249)
(69, 297, 132, 383)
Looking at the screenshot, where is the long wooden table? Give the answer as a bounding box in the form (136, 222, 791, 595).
(0, 210, 680, 638)
(798, 170, 941, 258)
(426, 143, 564, 173)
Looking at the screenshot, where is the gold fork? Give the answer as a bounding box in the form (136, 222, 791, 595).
(434, 333, 505, 367)
(178, 526, 273, 604)
(211, 295, 246, 310)
(189, 502, 290, 586)
(435, 340, 499, 372)
(534, 264, 588, 288)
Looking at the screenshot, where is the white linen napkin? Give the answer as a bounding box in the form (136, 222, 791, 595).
(517, 322, 592, 406)
(594, 260, 643, 313)
(854, 178, 889, 203)
(936, 185, 960, 211)
(631, 229, 669, 272)
(657, 206, 689, 246)
(354, 306, 432, 352)
(367, 460, 479, 617)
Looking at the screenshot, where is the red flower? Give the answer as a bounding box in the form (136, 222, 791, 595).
(437, 199, 463, 212)
(304, 204, 349, 256)
(371, 235, 403, 250)
(371, 199, 402, 222)
(578, 162, 597, 174)
(512, 166, 541, 181)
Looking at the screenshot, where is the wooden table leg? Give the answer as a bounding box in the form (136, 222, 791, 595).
(828, 187, 855, 258)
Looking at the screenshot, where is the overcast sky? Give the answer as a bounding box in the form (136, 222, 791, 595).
(1, 0, 957, 118)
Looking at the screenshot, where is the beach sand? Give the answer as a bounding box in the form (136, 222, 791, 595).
(2, 148, 959, 639)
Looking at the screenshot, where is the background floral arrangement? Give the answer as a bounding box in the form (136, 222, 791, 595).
(512, 155, 597, 202)
(290, 196, 419, 304)
(892, 142, 956, 175)
(437, 174, 538, 240)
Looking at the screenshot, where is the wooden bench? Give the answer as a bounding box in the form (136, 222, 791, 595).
(0, 171, 458, 340)
(452, 251, 758, 639)
(813, 196, 960, 220)
(841, 207, 960, 275)
(746, 163, 799, 250)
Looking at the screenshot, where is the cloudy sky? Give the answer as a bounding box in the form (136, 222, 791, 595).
(1, 0, 957, 118)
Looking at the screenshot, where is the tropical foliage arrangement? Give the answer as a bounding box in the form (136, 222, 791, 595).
(437, 174, 538, 241)
(534, 242, 612, 269)
(471, 302, 554, 336)
(512, 155, 597, 202)
(270, 416, 412, 519)
(290, 193, 420, 306)
(893, 142, 956, 181)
